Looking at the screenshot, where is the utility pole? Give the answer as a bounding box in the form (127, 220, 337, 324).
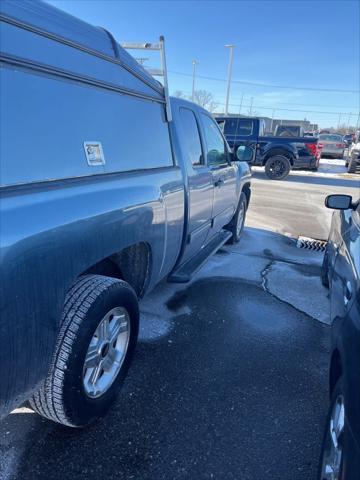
(249, 96, 254, 116)
(191, 60, 198, 102)
(238, 93, 244, 115)
(347, 113, 351, 133)
(337, 113, 341, 130)
(270, 109, 275, 132)
(224, 44, 235, 116)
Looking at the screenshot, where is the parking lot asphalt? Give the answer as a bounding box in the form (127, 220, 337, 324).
(1, 157, 357, 480)
(2, 277, 329, 480)
(249, 158, 360, 239)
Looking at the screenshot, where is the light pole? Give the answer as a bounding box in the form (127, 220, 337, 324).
(249, 96, 254, 116)
(191, 60, 198, 102)
(224, 44, 235, 116)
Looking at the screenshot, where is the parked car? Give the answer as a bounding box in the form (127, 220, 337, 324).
(274, 124, 304, 137)
(345, 141, 360, 173)
(319, 134, 345, 159)
(343, 134, 354, 148)
(0, 1, 252, 427)
(216, 116, 321, 180)
(319, 194, 360, 480)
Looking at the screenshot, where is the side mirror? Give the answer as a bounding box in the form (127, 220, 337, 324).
(325, 194, 353, 210)
(235, 145, 253, 162)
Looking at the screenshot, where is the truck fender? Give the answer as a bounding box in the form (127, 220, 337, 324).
(262, 144, 297, 165)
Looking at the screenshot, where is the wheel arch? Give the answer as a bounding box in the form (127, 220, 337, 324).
(242, 181, 251, 207)
(263, 148, 295, 165)
(83, 242, 152, 298)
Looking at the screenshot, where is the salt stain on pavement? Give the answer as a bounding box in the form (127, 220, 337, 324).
(138, 227, 329, 346)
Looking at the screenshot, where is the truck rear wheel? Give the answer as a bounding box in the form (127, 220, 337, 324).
(29, 274, 139, 427)
(265, 155, 291, 180)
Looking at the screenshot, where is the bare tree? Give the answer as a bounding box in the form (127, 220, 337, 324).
(171, 89, 219, 112)
(172, 90, 186, 98)
(193, 90, 218, 112)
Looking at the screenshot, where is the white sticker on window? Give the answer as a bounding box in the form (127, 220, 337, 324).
(84, 142, 105, 166)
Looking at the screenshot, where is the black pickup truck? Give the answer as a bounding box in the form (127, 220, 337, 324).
(216, 116, 320, 180)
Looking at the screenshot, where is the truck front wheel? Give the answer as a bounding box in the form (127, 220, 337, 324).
(265, 155, 291, 180)
(226, 192, 248, 244)
(29, 274, 139, 427)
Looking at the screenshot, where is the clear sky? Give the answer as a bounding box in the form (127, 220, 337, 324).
(46, 0, 359, 128)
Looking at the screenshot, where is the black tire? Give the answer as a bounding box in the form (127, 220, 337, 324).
(321, 245, 330, 288)
(29, 275, 139, 427)
(318, 378, 347, 480)
(348, 157, 357, 173)
(264, 155, 291, 180)
(226, 192, 248, 244)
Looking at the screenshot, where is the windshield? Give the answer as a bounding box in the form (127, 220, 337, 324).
(319, 134, 343, 141)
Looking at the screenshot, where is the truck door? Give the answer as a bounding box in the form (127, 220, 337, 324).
(330, 205, 360, 324)
(200, 113, 237, 233)
(177, 107, 214, 263)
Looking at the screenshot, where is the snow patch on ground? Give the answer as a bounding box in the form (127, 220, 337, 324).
(194, 247, 269, 285)
(251, 157, 359, 178)
(138, 311, 174, 342)
(264, 261, 330, 324)
(138, 282, 191, 342)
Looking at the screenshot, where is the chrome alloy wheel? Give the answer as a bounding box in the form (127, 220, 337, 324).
(321, 395, 345, 480)
(83, 307, 130, 398)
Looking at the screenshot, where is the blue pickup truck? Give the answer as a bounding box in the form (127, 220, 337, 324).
(216, 116, 320, 180)
(0, 1, 251, 427)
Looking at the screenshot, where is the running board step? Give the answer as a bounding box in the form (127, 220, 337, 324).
(168, 230, 232, 283)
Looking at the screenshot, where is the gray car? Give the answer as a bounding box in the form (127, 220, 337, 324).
(319, 134, 345, 159)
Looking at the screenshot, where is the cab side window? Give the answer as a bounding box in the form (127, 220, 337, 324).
(201, 114, 227, 167)
(179, 108, 203, 166)
(224, 119, 253, 136)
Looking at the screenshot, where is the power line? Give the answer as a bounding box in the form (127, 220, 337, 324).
(231, 99, 359, 110)
(174, 90, 359, 116)
(169, 70, 360, 94)
(218, 101, 359, 116)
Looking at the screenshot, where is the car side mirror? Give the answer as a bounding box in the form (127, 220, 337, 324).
(325, 194, 353, 210)
(235, 145, 253, 162)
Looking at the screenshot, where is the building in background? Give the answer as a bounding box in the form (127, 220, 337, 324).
(214, 112, 318, 133)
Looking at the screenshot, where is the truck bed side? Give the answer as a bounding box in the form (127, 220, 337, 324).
(0, 2, 185, 415)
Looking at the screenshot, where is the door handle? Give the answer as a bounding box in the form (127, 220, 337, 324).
(214, 178, 224, 187)
(344, 281, 352, 306)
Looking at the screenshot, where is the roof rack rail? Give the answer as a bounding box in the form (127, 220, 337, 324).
(121, 36, 172, 122)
